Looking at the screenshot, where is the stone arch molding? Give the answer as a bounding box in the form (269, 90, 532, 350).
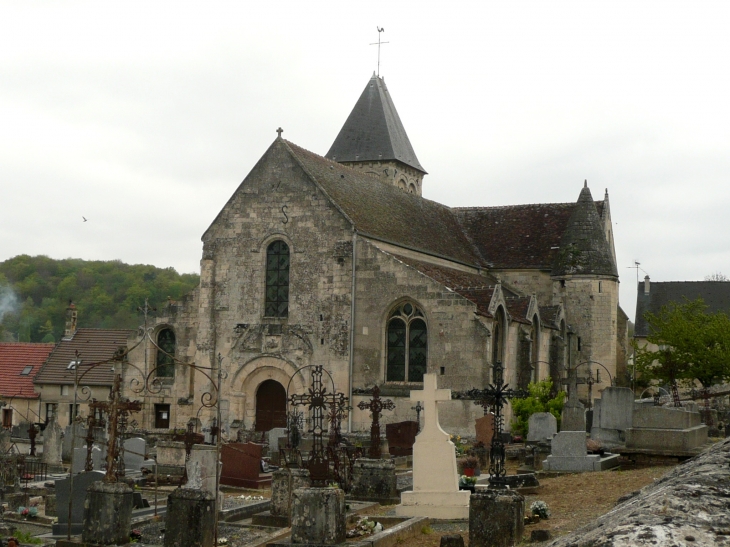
(231, 356, 306, 429)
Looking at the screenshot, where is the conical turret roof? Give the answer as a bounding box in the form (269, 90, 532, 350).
(551, 182, 618, 277)
(326, 74, 426, 173)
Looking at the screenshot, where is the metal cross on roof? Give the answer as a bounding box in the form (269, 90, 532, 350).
(358, 385, 395, 459)
(369, 27, 389, 77)
(276, 127, 283, 138)
(471, 361, 528, 488)
(88, 374, 142, 482)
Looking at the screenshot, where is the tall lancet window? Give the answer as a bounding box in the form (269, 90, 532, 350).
(265, 240, 290, 318)
(386, 302, 427, 383)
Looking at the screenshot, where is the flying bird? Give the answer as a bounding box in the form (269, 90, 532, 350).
(82, 216, 88, 222)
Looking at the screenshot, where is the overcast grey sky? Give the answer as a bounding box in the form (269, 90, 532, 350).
(2, 1, 729, 322)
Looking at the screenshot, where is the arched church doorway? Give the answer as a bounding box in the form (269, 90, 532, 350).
(255, 379, 287, 432)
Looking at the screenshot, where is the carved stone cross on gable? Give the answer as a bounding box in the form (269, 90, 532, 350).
(358, 385, 395, 459)
(88, 374, 142, 482)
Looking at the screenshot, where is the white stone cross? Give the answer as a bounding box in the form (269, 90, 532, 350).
(410, 374, 450, 439)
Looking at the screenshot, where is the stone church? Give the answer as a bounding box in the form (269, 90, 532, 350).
(124, 74, 628, 436)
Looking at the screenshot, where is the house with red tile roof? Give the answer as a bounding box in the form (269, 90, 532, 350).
(0, 342, 54, 429)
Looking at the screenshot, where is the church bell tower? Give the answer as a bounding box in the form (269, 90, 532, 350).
(326, 73, 427, 195)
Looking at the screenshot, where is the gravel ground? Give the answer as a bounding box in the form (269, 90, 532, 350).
(135, 521, 270, 547)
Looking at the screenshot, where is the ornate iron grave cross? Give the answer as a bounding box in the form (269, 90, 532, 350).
(88, 374, 142, 482)
(328, 392, 350, 448)
(173, 419, 205, 486)
(289, 365, 342, 486)
(472, 361, 528, 489)
(411, 401, 423, 432)
(358, 385, 395, 459)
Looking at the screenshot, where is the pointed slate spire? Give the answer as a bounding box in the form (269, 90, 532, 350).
(552, 182, 618, 277)
(326, 74, 426, 173)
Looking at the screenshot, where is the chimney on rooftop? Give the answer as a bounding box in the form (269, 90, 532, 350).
(644, 275, 650, 295)
(64, 301, 77, 339)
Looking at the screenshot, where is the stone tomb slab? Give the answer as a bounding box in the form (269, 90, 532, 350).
(220, 442, 272, 489)
(527, 412, 557, 443)
(543, 431, 619, 472)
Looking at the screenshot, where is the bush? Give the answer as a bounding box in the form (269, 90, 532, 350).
(510, 379, 566, 437)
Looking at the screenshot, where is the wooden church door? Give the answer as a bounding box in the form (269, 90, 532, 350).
(255, 379, 287, 431)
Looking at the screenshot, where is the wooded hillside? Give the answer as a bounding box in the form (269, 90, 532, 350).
(0, 255, 199, 343)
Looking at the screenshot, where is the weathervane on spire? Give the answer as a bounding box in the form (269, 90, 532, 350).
(370, 27, 389, 77)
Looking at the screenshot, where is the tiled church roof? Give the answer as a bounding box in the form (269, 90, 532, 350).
(326, 74, 426, 173)
(280, 141, 614, 282)
(287, 141, 479, 266)
(551, 184, 618, 277)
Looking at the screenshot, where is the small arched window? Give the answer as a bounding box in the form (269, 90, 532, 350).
(386, 302, 427, 383)
(156, 328, 175, 378)
(265, 240, 290, 318)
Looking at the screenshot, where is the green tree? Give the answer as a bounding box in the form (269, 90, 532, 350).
(634, 298, 730, 391)
(510, 378, 566, 437)
(0, 255, 200, 341)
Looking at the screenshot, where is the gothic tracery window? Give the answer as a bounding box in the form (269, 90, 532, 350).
(265, 240, 290, 318)
(386, 302, 427, 383)
(156, 328, 175, 378)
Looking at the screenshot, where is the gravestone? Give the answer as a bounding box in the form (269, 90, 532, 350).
(268, 428, 287, 453)
(386, 420, 419, 456)
(165, 442, 216, 547)
(220, 442, 271, 488)
(290, 487, 346, 545)
(470, 489, 525, 547)
(542, 431, 619, 472)
(625, 406, 708, 453)
(349, 458, 399, 503)
(527, 413, 557, 443)
(396, 374, 470, 519)
(591, 387, 635, 446)
(475, 414, 494, 445)
(42, 414, 64, 473)
(123, 437, 147, 471)
(72, 445, 103, 474)
(62, 422, 87, 461)
(253, 467, 310, 527)
(0, 428, 11, 453)
(82, 481, 134, 545)
(52, 470, 105, 535)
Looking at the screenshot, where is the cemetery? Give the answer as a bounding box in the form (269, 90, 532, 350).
(1, 357, 729, 547)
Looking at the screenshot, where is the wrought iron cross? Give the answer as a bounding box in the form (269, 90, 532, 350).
(472, 362, 528, 488)
(358, 385, 395, 459)
(88, 374, 142, 482)
(328, 392, 350, 448)
(411, 401, 423, 432)
(289, 365, 333, 486)
(174, 419, 205, 486)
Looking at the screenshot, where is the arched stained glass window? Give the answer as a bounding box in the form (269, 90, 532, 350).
(156, 328, 175, 378)
(265, 240, 290, 317)
(386, 303, 427, 382)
